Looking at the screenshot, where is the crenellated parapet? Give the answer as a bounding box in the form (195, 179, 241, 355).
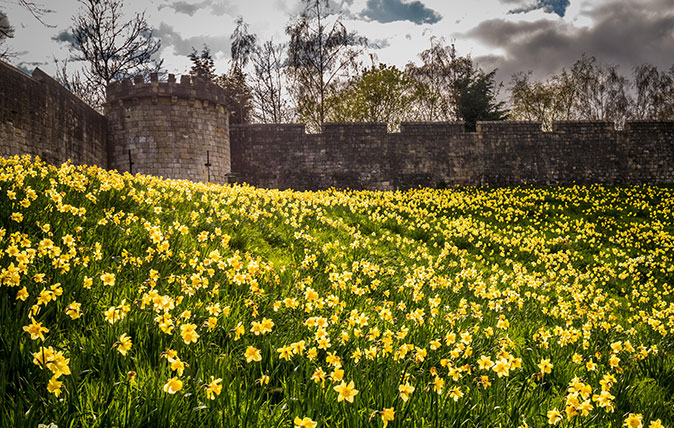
(476, 121, 543, 133)
(105, 73, 228, 109)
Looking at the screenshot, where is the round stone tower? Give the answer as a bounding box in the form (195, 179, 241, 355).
(105, 73, 230, 184)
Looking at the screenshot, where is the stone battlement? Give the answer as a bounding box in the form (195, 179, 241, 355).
(105, 73, 228, 107)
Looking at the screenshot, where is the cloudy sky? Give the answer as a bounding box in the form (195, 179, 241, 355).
(1, 0, 674, 85)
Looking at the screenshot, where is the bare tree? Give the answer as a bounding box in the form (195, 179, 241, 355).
(70, 0, 162, 107)
(510, 70, 576, 129)
(7, 0, 52, 25)
(286, 0, 367, 131)
(570, 55, 630, 126)
(405, 38, 473, 121)
(251, 39, 292, 123)
(632, 64, 674, 120)
(510, 55, 632, 129)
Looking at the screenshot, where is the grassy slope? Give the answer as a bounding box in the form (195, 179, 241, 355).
(0, 155, 673, 428)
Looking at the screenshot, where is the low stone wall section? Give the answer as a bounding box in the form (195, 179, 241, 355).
(230, 121, 674, 190)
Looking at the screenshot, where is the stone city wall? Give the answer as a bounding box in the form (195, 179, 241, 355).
(2, 60, 674, 190)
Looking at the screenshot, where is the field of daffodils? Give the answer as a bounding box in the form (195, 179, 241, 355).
(1, 155, 673, 427)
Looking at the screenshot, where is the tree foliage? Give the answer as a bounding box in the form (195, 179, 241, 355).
(454, 69, 508, 131)
(219, 68, 253, 125)
(188, 45, 217, 81)
(0, 9, 13, 59)
(224, 17, 255, 124)
(326, 64, 416, 130)
(187, 44, 253, 125)
(405, 39, 472, 122)
(230, 17, 256, 73)
(405, 38, 507, 130)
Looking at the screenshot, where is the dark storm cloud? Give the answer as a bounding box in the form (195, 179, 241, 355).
(360, 0, 441, 25)
(159, 0, 231, 17)
(159, 1, 208, 16)
(507, 0, 570, 17)
(464, 0, 674, 85)
(155, 22, 230, 58)
(52, 29, 77, 46)
(465, 19, 556, 46)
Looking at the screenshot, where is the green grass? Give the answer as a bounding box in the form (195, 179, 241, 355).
(0, 155, 673, 428)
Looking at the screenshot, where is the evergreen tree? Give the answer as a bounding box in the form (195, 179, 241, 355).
(455, 69, 508, 131)
(188, 45, 216, 81)
(187, 38, 253, 125)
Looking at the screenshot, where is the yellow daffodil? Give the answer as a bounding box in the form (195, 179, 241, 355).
(245, 346, 262, 363)
(23, 318, 49, 341)
(399, 382, 415, 402)
(538, 358, 553, 374)
(333, 380, 358, 403)
(294, 417, 317, 428)
(116, 333, 132, 356)
(381, 407, 395, 427)
(47, 376, 63, 396)
(547, 408, 562, 425)
(205, 376, 222, 400)
(624, 414, 643, 428)
(163, 377, 183, 394)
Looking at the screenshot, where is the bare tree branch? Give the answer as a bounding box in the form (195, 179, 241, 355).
(285, 0, 367, 131)
(15, 0, 54, 27)
(251, 39, 293, 123)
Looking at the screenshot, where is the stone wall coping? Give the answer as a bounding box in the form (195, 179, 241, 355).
(624, 120, 674, 130)
(232, 121, 673, 135)
(105, 73, 227, 106)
